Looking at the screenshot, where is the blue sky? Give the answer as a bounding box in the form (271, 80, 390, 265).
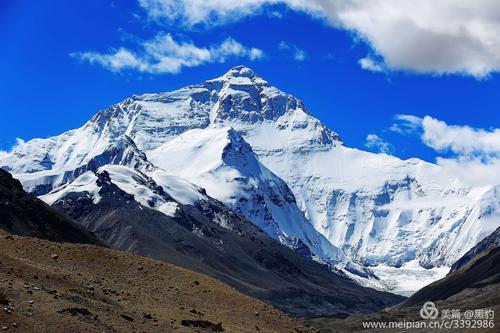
(1, 0, 500, 165)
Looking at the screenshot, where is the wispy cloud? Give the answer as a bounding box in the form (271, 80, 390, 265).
(137, 0, 500, 78)
(389, 114, 423, 135)
(71, 33, 264, 74)
(436, 156, 500, 187)
(278, 41, 307, 61)
(365, 134, 394, 154)
(377, 195, 470, 211)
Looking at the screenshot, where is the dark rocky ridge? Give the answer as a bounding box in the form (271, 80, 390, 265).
(0, 168, 101, 245)
(450, 226, 500, 273)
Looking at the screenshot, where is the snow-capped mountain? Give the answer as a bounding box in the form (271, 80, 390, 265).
(2, 65, 499, 294)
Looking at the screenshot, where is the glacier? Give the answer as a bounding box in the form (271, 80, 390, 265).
(1, 65, 499, 295)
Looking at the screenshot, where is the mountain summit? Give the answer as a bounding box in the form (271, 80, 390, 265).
(1, 66, 499, 295)
(216, 65, 262, 80)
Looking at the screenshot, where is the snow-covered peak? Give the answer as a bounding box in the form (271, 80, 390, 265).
(209, 67, 316, 126)
(225, 65, 257, 77)
(0, 66, 341, 171)
(209, 65, 267, 85)
(149, 127, 269, 204)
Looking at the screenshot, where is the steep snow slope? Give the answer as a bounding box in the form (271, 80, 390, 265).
(255, 145, 500, 268)
(148, 127, 355, 271)
(1, 65, 499, 294)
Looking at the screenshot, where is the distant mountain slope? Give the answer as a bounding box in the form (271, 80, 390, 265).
(47, 164, 403, 318)
(450, 226, 500, 273)
(305, 236, 500, 332)
(398, 225, 500, 308)
(399, 246, 500, 308)
(0, 168, 101, 245)
(0, 230, 312, 333)
(306, 280, 500, 333)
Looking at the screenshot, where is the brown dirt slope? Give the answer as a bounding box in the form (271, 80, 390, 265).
(0, 230, 314, 333)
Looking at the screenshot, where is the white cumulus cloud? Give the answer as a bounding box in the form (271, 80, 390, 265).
(137, 0, 500, 78)
(392, 114, 500, 186)
(358, 57, 385, 73)
(421, 116, 500, 156)
(71, 33, 264, 74)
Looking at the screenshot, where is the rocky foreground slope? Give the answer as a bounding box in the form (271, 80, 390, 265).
(46, 165, 403, 317)
(0, 231, 313, 333)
